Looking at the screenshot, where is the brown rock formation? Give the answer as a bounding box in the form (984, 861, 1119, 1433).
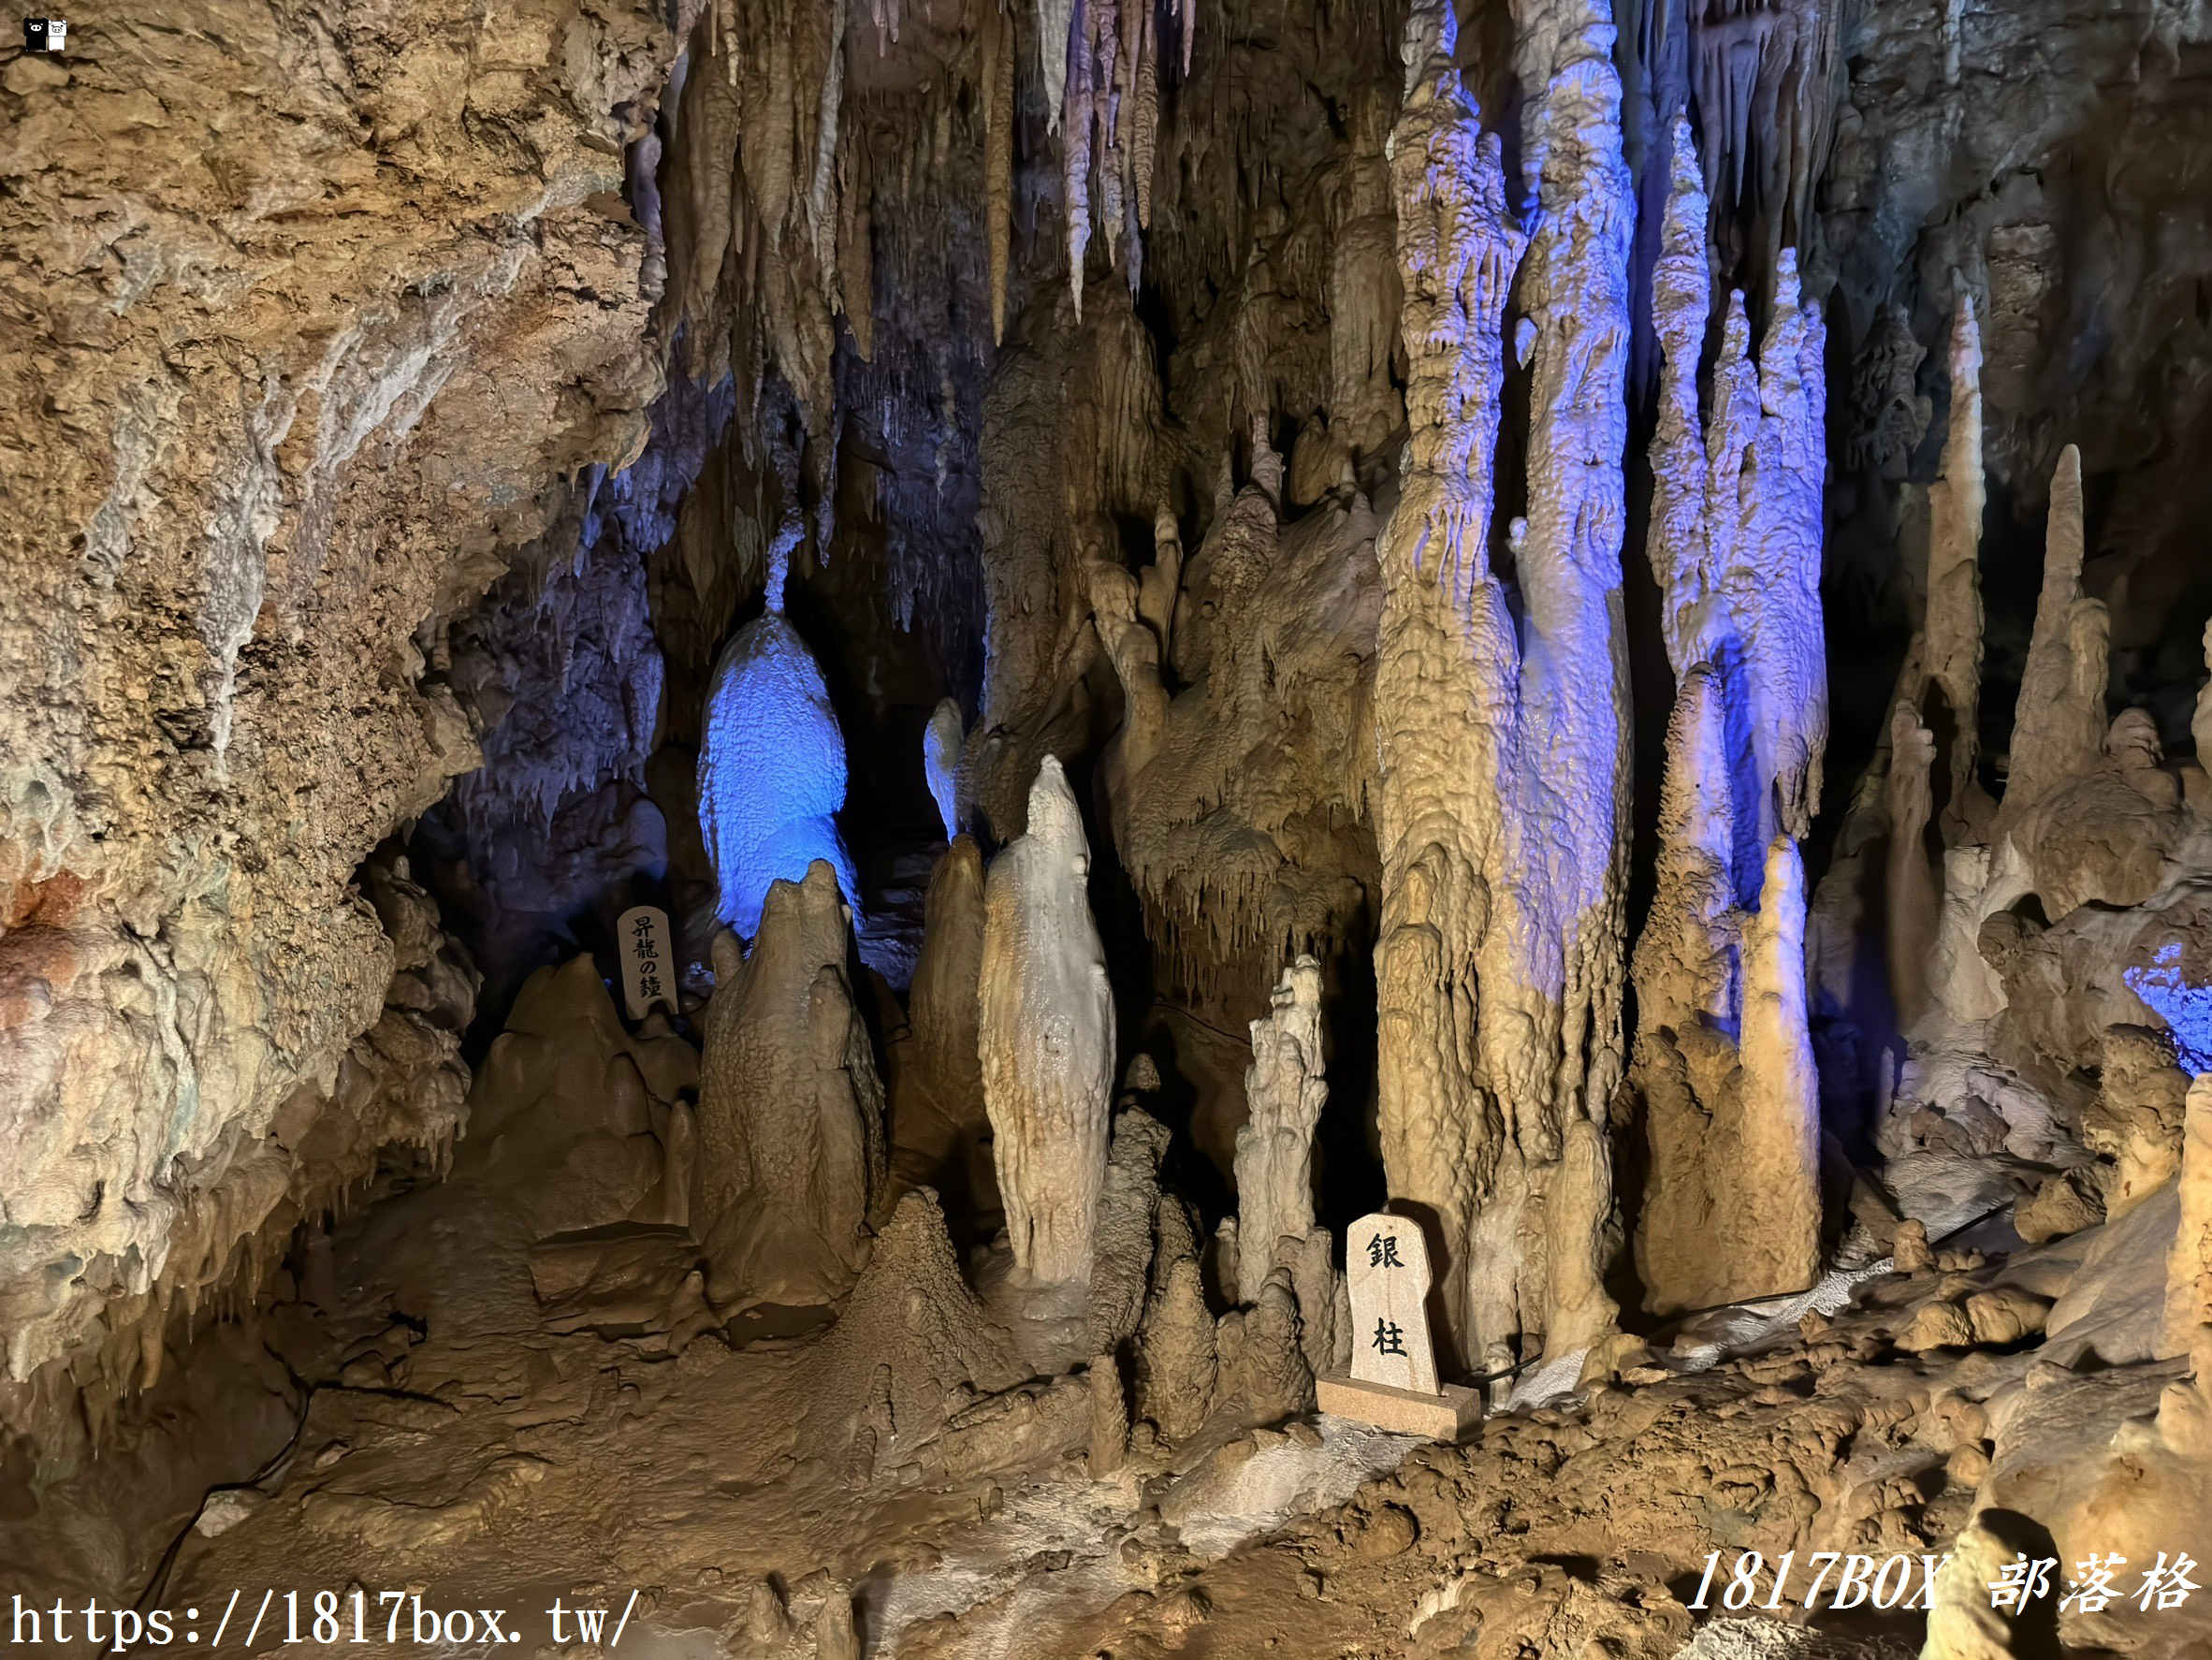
(695, 863, 887, 1311)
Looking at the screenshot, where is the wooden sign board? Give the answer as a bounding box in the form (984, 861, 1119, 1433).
(618, 905, 677, 1021)
(1315, 1211, 1479, 1440)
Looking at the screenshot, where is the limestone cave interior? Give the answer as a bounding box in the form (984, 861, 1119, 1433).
(8, 0, 2212, 1654)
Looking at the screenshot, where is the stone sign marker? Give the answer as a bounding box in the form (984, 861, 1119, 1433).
(618, 905, 677, 1021)
(1315, 1210, 1479, 1439)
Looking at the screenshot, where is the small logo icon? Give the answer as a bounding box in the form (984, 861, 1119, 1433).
(22, 16, 65, 51)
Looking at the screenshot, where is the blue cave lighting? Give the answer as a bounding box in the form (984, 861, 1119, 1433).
(696, 611, 858, 939)
(2123, 940, 2212, 1073)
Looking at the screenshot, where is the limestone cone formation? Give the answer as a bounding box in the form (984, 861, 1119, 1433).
(695, 862, 885, 1310)
(979, 757, 1115, 1287)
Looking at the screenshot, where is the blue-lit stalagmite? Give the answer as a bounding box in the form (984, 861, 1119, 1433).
(1630, 120, 1828, 1314)
(696, 525, 858, 940)
(1372, 0, 1633, 1381)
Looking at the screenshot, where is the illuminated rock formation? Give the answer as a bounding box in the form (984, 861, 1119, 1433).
(1644, 118, 1828, 853)
(1631, 122, 1828, 1312)
(695, 862, 885, 1310)
(696, 535, 857, 939)
(1088, 450, 1379, 996)
(978, 758, 1115, 1287)
(924, 697, 965, 844)
(1373, 0, 1629, 1377)
(2169, 1073, 2212, 1379)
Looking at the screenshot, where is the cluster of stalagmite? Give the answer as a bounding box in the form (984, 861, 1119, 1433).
(1630, 119, 1828, 1314)
(1371, 0, 1629, 1380)
(1088, 427, 1380, 995)
(694, 863, 886, 1311)
(979, 759, 1116, 1287)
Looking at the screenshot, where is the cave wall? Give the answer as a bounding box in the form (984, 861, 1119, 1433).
(0, 0, 680, 1402)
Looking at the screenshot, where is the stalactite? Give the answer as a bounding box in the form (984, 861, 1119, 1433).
(808, 0, 849, 270)
(1644, 118, 1826, 863)
(1483, 0, 1636, 1367)
(985, 0, 1016, 344)
(1132, 3, 1157, 229)
(1646, 115, 1710, 674)
(837, 127, 874, 362)
(1038, 0, 1078, 132)
(1094, 0, 1122, 273)
(1629, 126, 1827, 1309)
(1064, 0, 1096, 317)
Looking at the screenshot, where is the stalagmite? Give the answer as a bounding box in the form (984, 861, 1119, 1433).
(1630, 129, 1829, 1308)
(697, 529, 858, 938)
(695, 864, 887, 1311)
(1233, 956, 1327, 1305)
(1484, 0, 1635, 1362)
(1086, 1352, 1128, 1477)
(1885, 701, 1941, 1030)
(924, 697, 964, 843)
(1372, 0, 1524, 1375)
(1373, 0, 1630, 1376)
(905, 837, 986, 1144)
(1136, 1199, 1215, 1441)
(1631, 669, 1743, 1311)
(978, 758, 1116, 1287)
(2000, 444, 2108, 827)
(1924, 291, 1987, 836)
(2166, 1073, 2212, 1381)
(2195, 620, 2212, 774)
(1727, 837, 1824, 1297)
(1921, 1519, 2030, 1660)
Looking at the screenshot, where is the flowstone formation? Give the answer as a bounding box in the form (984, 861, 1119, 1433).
(0, 0, 676, 1416)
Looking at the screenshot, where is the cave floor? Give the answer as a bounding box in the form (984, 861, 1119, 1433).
(118, 1075, 2199, 1660)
